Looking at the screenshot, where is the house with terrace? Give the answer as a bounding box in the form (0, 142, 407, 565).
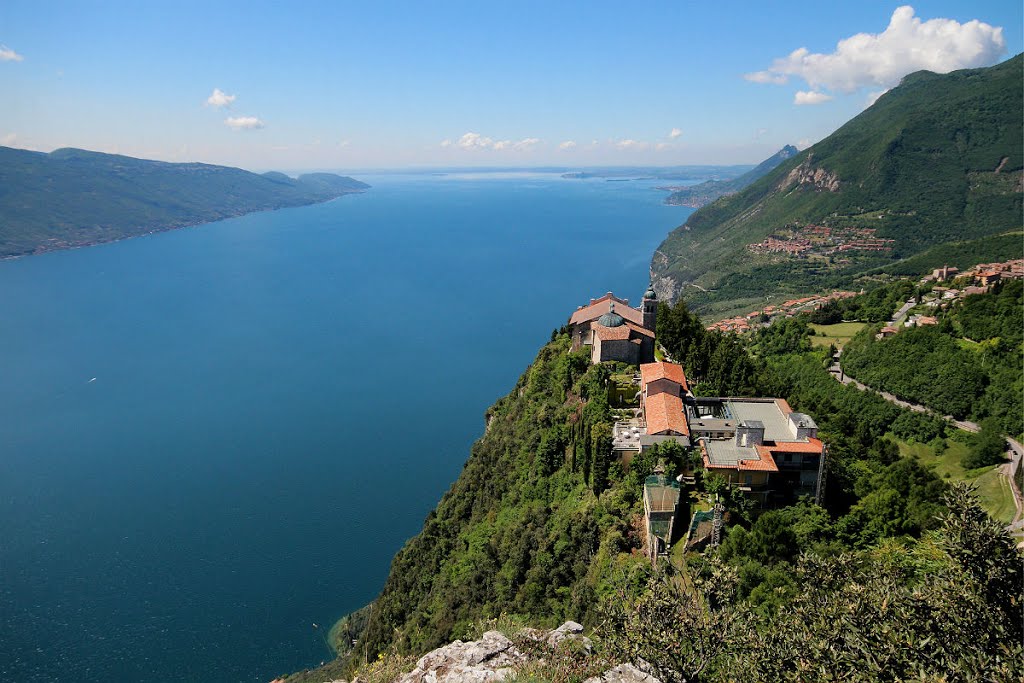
(689, 397, 825, 505)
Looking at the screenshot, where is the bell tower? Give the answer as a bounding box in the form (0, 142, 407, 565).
(642, 283, 657, 331)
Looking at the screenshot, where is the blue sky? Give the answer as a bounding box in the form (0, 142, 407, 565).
(1, 1, 1021, 171)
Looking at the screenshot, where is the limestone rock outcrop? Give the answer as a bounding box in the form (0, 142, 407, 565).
(308, 622, 662, 683)
(393, 630, 525, 683)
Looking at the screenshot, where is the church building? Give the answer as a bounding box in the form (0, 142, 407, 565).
(568, 286, 658, 365)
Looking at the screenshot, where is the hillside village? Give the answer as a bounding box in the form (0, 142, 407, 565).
(707, 257, 1024, 335)
(567, 287, 826, 565)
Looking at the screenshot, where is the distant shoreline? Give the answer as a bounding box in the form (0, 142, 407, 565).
(0, 190, 366, 262)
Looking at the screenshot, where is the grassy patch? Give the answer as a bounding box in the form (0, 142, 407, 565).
(899, 438, 1015, 524)
(955, 338, 982, 353)
(810, 322, 868, 349)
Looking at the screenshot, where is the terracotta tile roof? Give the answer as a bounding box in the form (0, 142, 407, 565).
(640, 361, 688, 390)
(594, 324, 633, 341)
(625, 321, 655, 338)
(593, 320, 654, 341)
(644, 392, 688, 436)
(776, 399, 793, 415)
(700, 441, 779, 472)
(569, 294, 644, 327)
(760, 437, 824, 455)
(738, 450, 779, 471)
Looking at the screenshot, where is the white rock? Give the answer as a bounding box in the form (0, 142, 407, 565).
(395, 630, 525, 683)
(584, 663, 662, 683)
(546, 620, 592, 652)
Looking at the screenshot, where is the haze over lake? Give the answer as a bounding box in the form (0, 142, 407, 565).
(0, 173, 692, 682)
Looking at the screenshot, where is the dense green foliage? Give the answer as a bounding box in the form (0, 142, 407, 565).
(289, 295, 1016, 682)
(656, 300, 759, 395)
(653, 55, 1023, 313)
(347, 338, 656, 669)
(604, 486, 1023, 683)
(0, 146, 369, 257)
(842, 280, 1023, 435)
(664, 145, 797, 207)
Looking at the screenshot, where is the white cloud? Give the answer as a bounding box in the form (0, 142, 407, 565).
(615, 139, 648, 150)
(225, 116, 265, 130)
(796, 138, 814, 150)
(452, 132, 540, 151)
(457, 132, 494, 149)
(558, 140, 577, 151)
(2, 133, 16, 146)
(656, 142, 672, 151)
(794, 90, 834, 105)
(206, 88, 237, 108)
(744, 70, 788, 84)
(0, 45, 24, 62)
(668, 127, 683, 139)
(744, 6, 1005, 93)
(754, 127, 769, 140)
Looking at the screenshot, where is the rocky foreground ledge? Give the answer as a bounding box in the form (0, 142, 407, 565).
(277, 622, 661, 683)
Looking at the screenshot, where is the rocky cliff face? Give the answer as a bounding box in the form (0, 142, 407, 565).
(303, 622, 661, 683)
(781, 155, 841, 192)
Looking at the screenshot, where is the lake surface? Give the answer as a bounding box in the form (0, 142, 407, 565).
(0, 173, 692, 682)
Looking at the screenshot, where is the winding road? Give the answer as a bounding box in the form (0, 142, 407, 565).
(828, 360, 1023, 532)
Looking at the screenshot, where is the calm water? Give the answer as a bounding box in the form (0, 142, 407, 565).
(0, 173, 692, 682)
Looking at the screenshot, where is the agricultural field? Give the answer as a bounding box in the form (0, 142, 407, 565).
(809, 322, 867, 349)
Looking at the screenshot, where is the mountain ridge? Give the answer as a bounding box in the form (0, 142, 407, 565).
(651, 54, 1024, 318)
(0, 146, 370, 257)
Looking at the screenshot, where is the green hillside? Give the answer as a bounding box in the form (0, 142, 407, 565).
(664, 145, 798, 207)
(282, 307, 1023, 682)
(652, 55, 1023, 317)
(0, 146, 369, 257)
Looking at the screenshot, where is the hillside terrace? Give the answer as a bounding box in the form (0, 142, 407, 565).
(707, 290, 857, 333)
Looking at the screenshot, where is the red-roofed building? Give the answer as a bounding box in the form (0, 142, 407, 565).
(640, 361, 689, 394)
(690, 397, 825, 505)
(568, 286, 658, 365)
(644, 392, 689, 437)
(976, 270, 1002, 287)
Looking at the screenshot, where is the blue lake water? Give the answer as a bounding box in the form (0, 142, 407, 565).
(0, 173, 693, 682)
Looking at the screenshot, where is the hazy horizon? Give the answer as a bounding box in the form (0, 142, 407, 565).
(3, 2, 1021, 169)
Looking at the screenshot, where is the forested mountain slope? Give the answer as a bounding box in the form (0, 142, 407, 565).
(652, 55, 1023, 318)
(281, 302, 1022, 682)
(0, 146, 369, 257)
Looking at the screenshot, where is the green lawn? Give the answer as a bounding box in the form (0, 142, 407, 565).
(810, 322, 867, 349)
(899, 438, 1017, 524)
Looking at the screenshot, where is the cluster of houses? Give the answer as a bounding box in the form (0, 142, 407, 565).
(568, 288, 827, 565)
(746, 225, 895, 258)
(707, 290, 857, 334)
(922, 259, 1024, 286)
(878, 259, 1024, 339)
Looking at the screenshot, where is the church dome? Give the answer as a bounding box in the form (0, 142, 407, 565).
(597, 302, 625, 327)
(643, 285, 657, 300)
